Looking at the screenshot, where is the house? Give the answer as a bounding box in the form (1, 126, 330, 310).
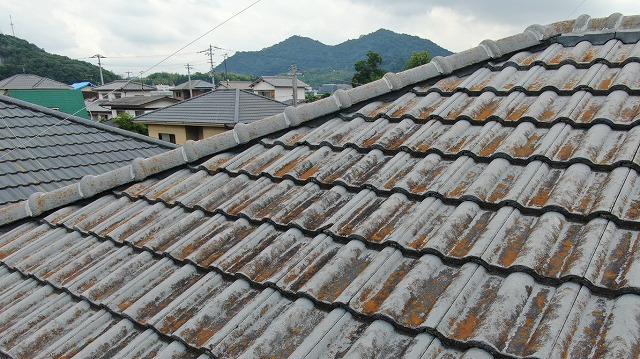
(172, 79, 214, 100)
(92, 79, 156, 101)
(71, 81, 98, 101)
(0, 13, 639, 358)
(0, 74, 88, 118)
(0, 94, 176, 207)
(134, 88, 287, 144)
(84, 99, 111, 121)
(215, 80, 253, 90)
(103, 95, 179, 118)
(250, 75, 310, 102)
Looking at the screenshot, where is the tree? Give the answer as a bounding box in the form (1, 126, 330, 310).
(403, 50, 432, 70)
(111, 113, 148, 135)
(352, 51, 386, 87)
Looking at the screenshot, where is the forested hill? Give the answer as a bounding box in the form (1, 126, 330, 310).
(0, 34, 119, 84)
(215, 29, 453, 87)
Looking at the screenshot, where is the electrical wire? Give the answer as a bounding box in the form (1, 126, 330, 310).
(0, 0, 263, 161)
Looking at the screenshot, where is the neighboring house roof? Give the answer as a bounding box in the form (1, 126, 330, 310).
(134, 88, 287, 125)
(251, 75, 310, 88)
(93, 80, 156, 92)
(70, 81, 94, 90)
(84, 99, 111, 114)
(103, 95, 179, 109)
(0, 74, 71, 90)
(1, 14, 640, 358)
(6, 89, 89, 119)
(172, 79, 214, 90)
(215, 80, 253, 90)
(0, 94, 177, 206)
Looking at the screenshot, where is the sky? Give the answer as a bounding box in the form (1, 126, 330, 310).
(0, 0, 638, 79)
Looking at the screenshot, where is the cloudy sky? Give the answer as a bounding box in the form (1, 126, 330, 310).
(0, 0, 637, 78)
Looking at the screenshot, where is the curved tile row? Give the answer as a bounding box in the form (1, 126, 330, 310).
(100, 171, 640, 295)
(27, 198, 640, 358)
(0, 221, 490, 359)
(0, 267, 205, 359)
(260, 117, 640, 170)
(1, 143, 161, 164)
(415, 62, 640, 94)
(488, 39, 640, 69)
(348, 90, 640, 128)
(194, 145, 640, 223)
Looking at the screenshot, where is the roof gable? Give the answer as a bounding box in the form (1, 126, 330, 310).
(0, 74, 71, 90)
(1, 13, 640, 358)
(134, 88, 287, 125)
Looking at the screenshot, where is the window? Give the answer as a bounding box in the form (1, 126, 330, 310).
(256, 90, 275, 99)
(159, 133, 176, 144)
(114, 93, 122, 99)
(134, 110, 145, 116)
(185, 126, 203, 141)
(101, 93, 108, 99)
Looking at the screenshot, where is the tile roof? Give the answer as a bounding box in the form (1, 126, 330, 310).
(134, 88, 287, 125)
(0, 74, 71, 90)
(0, 95, 177, 206)
(92, 80, 156, 92)
(173, 80, 215, 90)
(103, 95, 179, 108)
(1, 13, 640, 358)
(252, 76, 311, 88)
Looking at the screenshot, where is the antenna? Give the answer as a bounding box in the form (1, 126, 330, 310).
(9, 15, 15, 36)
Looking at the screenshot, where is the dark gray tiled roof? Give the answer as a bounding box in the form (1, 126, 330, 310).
(134, 88, 287, 125)
(1, 13, 640, 358)
(104, 95, 178, 108)
(93, 80, 156, 92)
(252, 76, 310, 88)
(0, 95, 177, 206)
(0, 74, 71, 90)
(173, 80, 214, 90)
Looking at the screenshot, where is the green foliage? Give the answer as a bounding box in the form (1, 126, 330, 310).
(305, 92, 330, 102)
(144, 71, 255, 86)
(403, 51, 432, 70)
(352, 51, 386, 87)
(214, 29, 452, 87)
(0, 34, 119, 84)
(111, 113, 148, 135)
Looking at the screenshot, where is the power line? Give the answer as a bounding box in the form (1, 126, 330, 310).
(0, 0, 264, 161)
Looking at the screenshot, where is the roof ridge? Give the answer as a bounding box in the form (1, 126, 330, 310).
(2, 13, 637, 226)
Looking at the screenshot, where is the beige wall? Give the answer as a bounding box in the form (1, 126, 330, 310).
(147, 124, 187, 144)
(146, 124, 230, 145)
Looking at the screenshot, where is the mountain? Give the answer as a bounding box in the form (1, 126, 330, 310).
(0, 34, 119, 85)
(215, 29, 453, 87)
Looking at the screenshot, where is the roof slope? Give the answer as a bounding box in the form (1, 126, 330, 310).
(104, 95, 179, 107)
(253, 75, 310, 88)
(134, 88, 287, 125)
(173, 80, 214, 90)
(0, 95, 177, 206)
(1, 13, 640, 358)
(0, 74, 71, 90)
(93, 80, 156, 91)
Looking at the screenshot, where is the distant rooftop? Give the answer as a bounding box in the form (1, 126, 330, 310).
(172, 80, 214, 90)
(93, 80, 156, 92)
(0, 74, 71, 90)
(251, 76, 310, 88)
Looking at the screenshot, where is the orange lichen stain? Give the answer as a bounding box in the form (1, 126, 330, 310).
(478, 133, 509, 156)
(299, 166, 319, 179)
(358, 266, 410, 314)
(576, 104, 601, 123)
(362, 132, 386, 148)
(498, 228, 525, 267)
(273, 158, 305, 178)
(556, 143, 576, 160)
(505, 103, 531, 122)
(528, 188, 551, 207)
(522, 55, 538, 66)
(452, 313, 478, 341)
(581, 48, 596, 63)
(487, 174, 514, 203)
(550, 53, 564, 65)
(625, 199, 640, 220)
(407, 233, 429, 250)
(370, 224, 395, 242)
(597, 74, 616, 90)
(449, 139, 468, 153)
(540, 107, 557, 121)
(513, 134, 542, 158)
(548, 238, 573, 277)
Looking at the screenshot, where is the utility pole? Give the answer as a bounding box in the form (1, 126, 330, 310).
(200, 45, 216, 87)
(91, 54, 106, 85)
(125, 71, 132, 79)
(288, 62, 303, 107)
(185, 63, 194, 99)
(9, 15, 14, 36)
